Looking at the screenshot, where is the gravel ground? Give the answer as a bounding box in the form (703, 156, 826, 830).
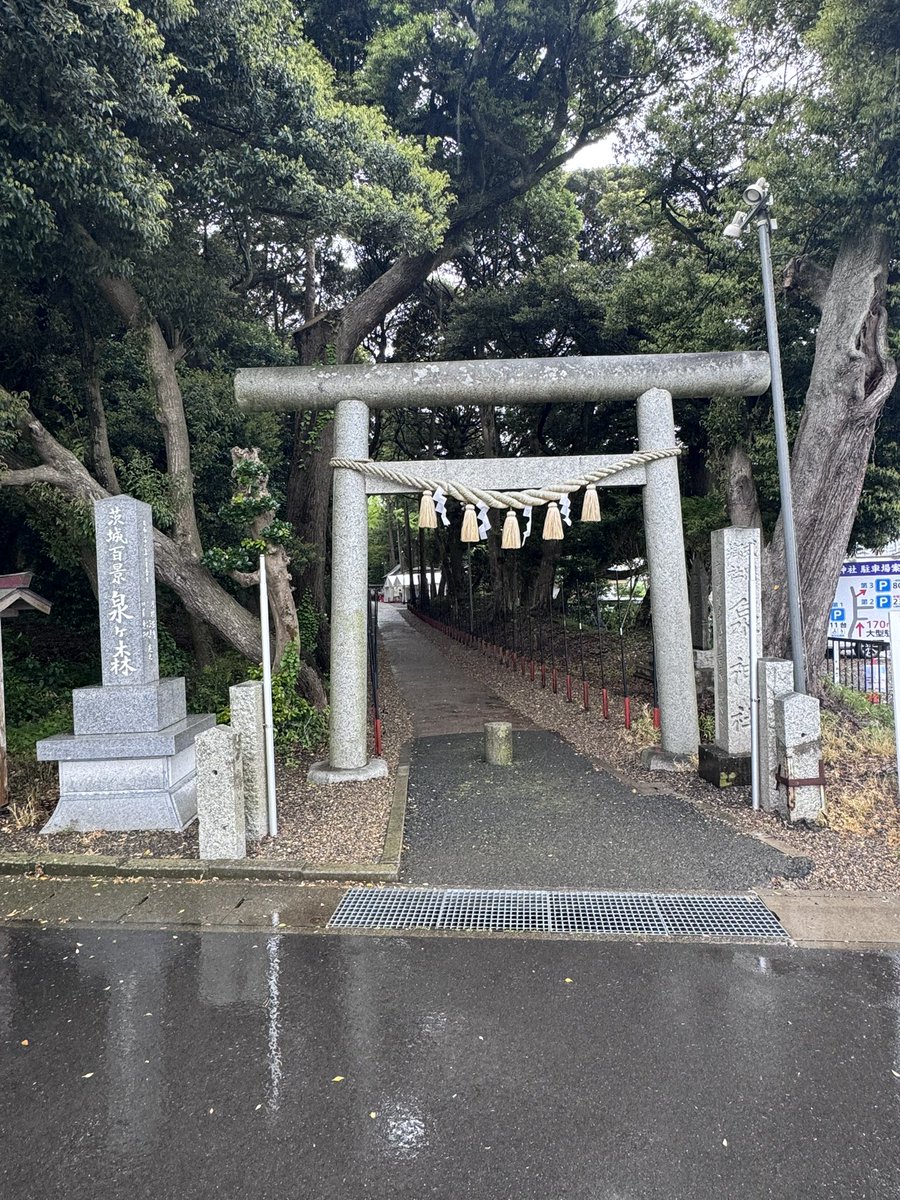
(409, 613, 900, 894)
(0, 645, 413, 866)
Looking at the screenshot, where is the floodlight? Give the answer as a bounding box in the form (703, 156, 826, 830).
(723, 211, 748, 239)
(743, 177, 769, 206)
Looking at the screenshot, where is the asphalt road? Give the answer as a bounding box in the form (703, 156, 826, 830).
(2, 926, 898, 1199)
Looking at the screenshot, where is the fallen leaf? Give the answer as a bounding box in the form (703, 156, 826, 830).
(369, 1112, 377, 1119)
(20, 1039, 28, 1047)
(892, 1070, 900, 1078)
(564, 978, 573, 984)
(82, 1072, 94, 1079)
(332, 1076, 344, 1083)
(255, 1104, 262, 1111)
(722, 1138, 728, 1147)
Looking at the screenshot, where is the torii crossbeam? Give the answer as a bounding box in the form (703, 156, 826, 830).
(235, 351, 770, 782)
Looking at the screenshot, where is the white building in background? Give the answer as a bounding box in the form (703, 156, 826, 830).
(381, 564, 443, 603)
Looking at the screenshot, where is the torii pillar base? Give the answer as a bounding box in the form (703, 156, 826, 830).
(307, 757, 389, 786)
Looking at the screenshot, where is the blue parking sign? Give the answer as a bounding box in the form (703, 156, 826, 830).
(877, 595, 891, 608)
(830, 606, 845, 622)
(877, 578, 891, 592)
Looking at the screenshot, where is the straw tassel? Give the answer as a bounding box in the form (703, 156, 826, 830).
(501, 507, 521, 550)
(461, 503, 480, 542)
(543, 501, 564, 540)
(418, 489, 438, 529)
(581, 484, 601, 522)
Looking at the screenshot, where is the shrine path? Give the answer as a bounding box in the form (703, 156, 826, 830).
(378, 606, 810, 891)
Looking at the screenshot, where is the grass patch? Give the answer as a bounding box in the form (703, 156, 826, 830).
(820, 692, 900, 844)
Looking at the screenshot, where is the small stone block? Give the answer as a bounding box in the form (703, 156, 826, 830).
(640, 747, 692, 771)
(229, 680, 267, 840)
(484, 721, 513, 765)
(775, 692, 824, 824)
(698, 743, 751, 788)
(197, 727, 246, 861)
(758, 659, 794, 813)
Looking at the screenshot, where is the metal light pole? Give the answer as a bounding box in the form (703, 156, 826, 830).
(725, 179, 806, 693)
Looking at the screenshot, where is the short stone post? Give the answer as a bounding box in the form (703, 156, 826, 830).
(484, 721, 513, 765)
(196, 726, 247, 860)
(229, 680, 267, 840)
(774, 692, 824, 823)
(757, 659, 794, 812)
(637, 387, 699, 757)
(699, 526, 761, 788)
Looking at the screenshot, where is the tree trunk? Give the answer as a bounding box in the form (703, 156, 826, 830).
(71, 304, 119, 495)
(725, 446, 761, 529)
(763, 227, 896, 687)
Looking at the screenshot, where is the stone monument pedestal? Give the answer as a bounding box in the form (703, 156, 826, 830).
(38, 706, 214, 832)
(697, 743, 751, 788)
(37, 496, 213, 832)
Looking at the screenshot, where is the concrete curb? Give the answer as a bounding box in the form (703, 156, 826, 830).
(0, 742, 412, 885)
(756, 888, 900, 950)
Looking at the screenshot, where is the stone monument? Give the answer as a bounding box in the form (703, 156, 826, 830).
(38, 496, 214, 831)
(699, 526, 761, 788)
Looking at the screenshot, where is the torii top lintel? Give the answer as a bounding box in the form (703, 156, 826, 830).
(235, 351, 770, 413)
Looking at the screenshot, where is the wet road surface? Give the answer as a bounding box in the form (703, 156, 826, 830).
(2, 926, 899, 1199)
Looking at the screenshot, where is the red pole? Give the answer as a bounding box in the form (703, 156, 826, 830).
(582, 679, 590, 711)
(623, 696, 632, 730)
(601, 688, 609, 720)
(565, 673, 573, 702)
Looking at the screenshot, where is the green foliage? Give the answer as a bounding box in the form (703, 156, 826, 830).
(157, 627, 191, 678)
(248, 640, 328, 752)
(6, 708, 73, 758)
(2, 630, 93, 724)
(296, 591, 321, 653)
(186, 651, 248, 721)
(824, 680, 895, 730)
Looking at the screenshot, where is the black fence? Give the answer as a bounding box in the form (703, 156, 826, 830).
(825, 637, 892, 704)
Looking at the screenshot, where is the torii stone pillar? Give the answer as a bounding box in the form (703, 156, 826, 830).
(309, 398, 388, 782)
(637, 388, 699, 757)
(235, 351, 770, 781)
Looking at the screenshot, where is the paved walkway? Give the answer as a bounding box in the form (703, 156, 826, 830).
(379, 605, 530, 734)
(383, 609, 810, 891)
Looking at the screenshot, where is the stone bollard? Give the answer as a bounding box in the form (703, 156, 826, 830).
(774, 692, 824, 823)
(757, 659, 794, 812)
(229, 680, 267, 840)
(196, 726, 247, 860)
(484, 721, 513, 766)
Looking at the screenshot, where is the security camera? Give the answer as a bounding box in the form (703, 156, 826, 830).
(723, 211, 748, 239)
(743, 177, 769, 206)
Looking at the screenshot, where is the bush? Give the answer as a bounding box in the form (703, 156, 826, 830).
(247, 639, 327, 753)
(6, 707, 72, 757)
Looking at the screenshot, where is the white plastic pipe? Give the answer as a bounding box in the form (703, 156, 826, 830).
(259, 555, 278, 837)
(748, 543, 761, 811)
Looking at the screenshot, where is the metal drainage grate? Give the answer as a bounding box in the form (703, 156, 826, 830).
(328, 888, 789, 940)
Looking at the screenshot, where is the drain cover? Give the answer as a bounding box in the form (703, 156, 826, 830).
(328, 887, 788, 940)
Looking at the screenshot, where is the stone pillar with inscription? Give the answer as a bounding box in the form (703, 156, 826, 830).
(38, 496, 214, 831)
(698, 526, 762, 789)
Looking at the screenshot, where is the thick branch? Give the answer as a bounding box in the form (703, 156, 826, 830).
(2, 393, 264, 661)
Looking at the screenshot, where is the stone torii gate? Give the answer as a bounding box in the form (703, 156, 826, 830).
(235, 351, 770, 783)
